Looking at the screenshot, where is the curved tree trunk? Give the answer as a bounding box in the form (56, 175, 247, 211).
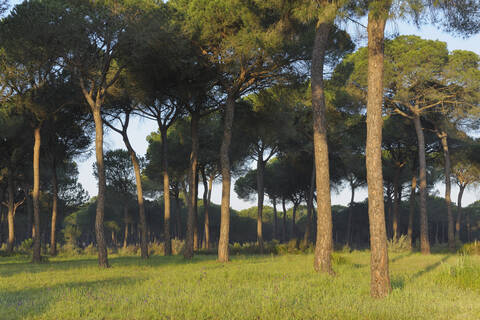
(312, 21, 334, 275)
(160, 128, 172, 256)
(455, 185, 465, 241)
(346, 184, 355, 246)
(32, 126, 42, 263)
(413, 114, 430, 254)
(92, 108, 109, 268)
(50, 160, 58, 256)
(185, 113, 200, 259)
(366, 10, 391, 298)
(124, 136, 148, 258)
(256, 153, 265, 252)
(282, 197, 287, 243)
(218, 95, 235, 262)
(6, 169, 14, 255)
(201, 168, 210, 250)
(304, 165, 315, 247)
(438, 133, 455, 251)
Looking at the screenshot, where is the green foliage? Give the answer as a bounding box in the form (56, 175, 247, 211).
(459, 241, 480, 255)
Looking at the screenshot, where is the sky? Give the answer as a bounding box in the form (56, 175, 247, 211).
(7, 0, 479, 211)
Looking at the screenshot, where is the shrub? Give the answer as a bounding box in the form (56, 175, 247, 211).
(459, 241, 480, 255)
(387, 235, 411, 253)
(19, 238, 33, 254)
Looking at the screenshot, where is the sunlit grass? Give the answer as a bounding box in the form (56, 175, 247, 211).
(1, 251, 479, 319)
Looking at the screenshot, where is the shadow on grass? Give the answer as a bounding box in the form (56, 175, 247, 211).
(0, 276, 144, 320)
(0, 254, 218, 278)
(389, 251, 414, 264)
(411, 255, 450, 281)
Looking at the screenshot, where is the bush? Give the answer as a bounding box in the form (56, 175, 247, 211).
(387, 235, 411, 253)
(19, 238, 33, 254)
(459, 241, 480, 255)
(84, 243, 97, 255)
(58, 244, 83, 256)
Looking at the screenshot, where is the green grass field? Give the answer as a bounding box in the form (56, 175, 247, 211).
(1, 251, 479, 319)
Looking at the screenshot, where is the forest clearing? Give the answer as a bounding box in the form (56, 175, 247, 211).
(1, 250, 479, 319)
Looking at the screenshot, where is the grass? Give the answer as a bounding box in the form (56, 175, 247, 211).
(0, 251, 479, 319)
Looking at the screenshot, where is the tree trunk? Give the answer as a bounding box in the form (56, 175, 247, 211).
(392, 166, 400, 241)
(32, 126, 42, 263)
(160, 128, 172, 256)
(438, 133, 455, 251)
(123, 207, 129, 249)
(124, 135, 148, 258)
(466, 211, 471, 242)
(50, 160, 58, 256)
(6, 169, 14, 255)
(291, 203, 298, 240)
(218, 94, 235, 262)
(194, 170, 199, 250)
(455, 185, 465, 241)
(174, 188, 182, 239)
(256, 153, 265, 252)
(366, 10, 391, 298)
(92, 108, 109, 267)
(304, 165, 315, 246)
(312, 21, 334, 275)
(201, 168, 211, 250)
(185, 113, 200, 259)
(413, 114, 430, 254)
(272, 198, 278, 241)
(346, 184, 355, 246)
(282, 197, 287, 243)
(25, 186, 33, 239)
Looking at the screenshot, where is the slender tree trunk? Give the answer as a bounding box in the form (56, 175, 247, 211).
(32, 126, 42, 263)
(272, 198, 278, 241)
(92, 108, 109, 267)
(282, 197, 287, 243)
(304, 165, 315, 246)
(160, 128, 172, 256)
(124, 135, 148, 258)
(393, 167, 400, 241)
(201, 168, 210, 250)
(194, 170, 199, 250)
(185, 113, 200, 259)
(123, 207, 129, 249)
(25, 186, 32, 239)
(408, 175, 416, 248)
(346, 185, 355, 246)
(438, 133, 455, 251)
(291, 203, 298, 240)
(174, 188, 182, 239)
(218, 94, 235, 262)
(455, 185, 465, 241)
(413, 114, 430, 254)
(50, 160, 58, 256)
(6, 169, 14, 255)
(466, 212, 471, 242)
(312, 21, 334, 275)
(366, 9, 391, 297)
(256, 153, 265, 252)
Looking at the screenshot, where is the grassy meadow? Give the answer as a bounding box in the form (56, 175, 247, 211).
(0, 250, 479, 319)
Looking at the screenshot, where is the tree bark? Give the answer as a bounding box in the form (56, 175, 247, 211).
(123, 206, 129, 249)
(218, 94, 235, 262)
(174, 188, 182, 239)
(272, 198, 278, 241)
(346, 184, 355, 246)
(392, 167, 400, 240)
(304, 165, 315, 246)
(312, 21, 334, 275)
(282, 197, 287, 243)
(256, 152, 265, 252)
(455, 185, 465, 241)
(50, 160, 58, 256)
(438, 132, 455, 251)
(194, 170, 199, 250)
(32, 126, 42, 263)
(185, 113, 200, 259)
(6, 169, 14, 255)
(413, 114, 430, 254)
(160, 127, 172, 256)
(123, 135, 148, 258)
(92, 108, 109, 267)
(366, 9, 391, 298)
(201, 168, 210, 250)
(408, 175, 416, 248)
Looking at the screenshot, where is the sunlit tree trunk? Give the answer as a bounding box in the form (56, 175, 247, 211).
(304, 165, 315, 246)
(256, 150, 265, 252)
(366, 7, 391, 298)
(413, 113, 430, 254)
(272, 198, 278, 240)
(438, 132, 455, 251)
(312, 20, 334, 275)
(32, 126, 42, 263)
(408, 175, 416, 248)
(50, 160, 58, 256)
(282, 197, 287, 243)
(160, 128, 172, 256)
(6, 169, 14, 255)
(194, 170, 199, 250)
(392, 166, 400, 240)
(218, 94, 235, 262)
(455, 184, 465, 241)
(346, 184, 355, 246)
(201, 168, 210, 249)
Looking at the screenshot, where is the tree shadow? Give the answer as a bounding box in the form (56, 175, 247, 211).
(410, 255, 450, 281)
(389, 251, 414, 264)
(0, 276, 145, 320)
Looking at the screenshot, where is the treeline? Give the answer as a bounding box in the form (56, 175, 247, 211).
(0, 0, 480, 298)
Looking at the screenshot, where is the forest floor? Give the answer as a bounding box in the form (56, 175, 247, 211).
(0, 250, 479, 319)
